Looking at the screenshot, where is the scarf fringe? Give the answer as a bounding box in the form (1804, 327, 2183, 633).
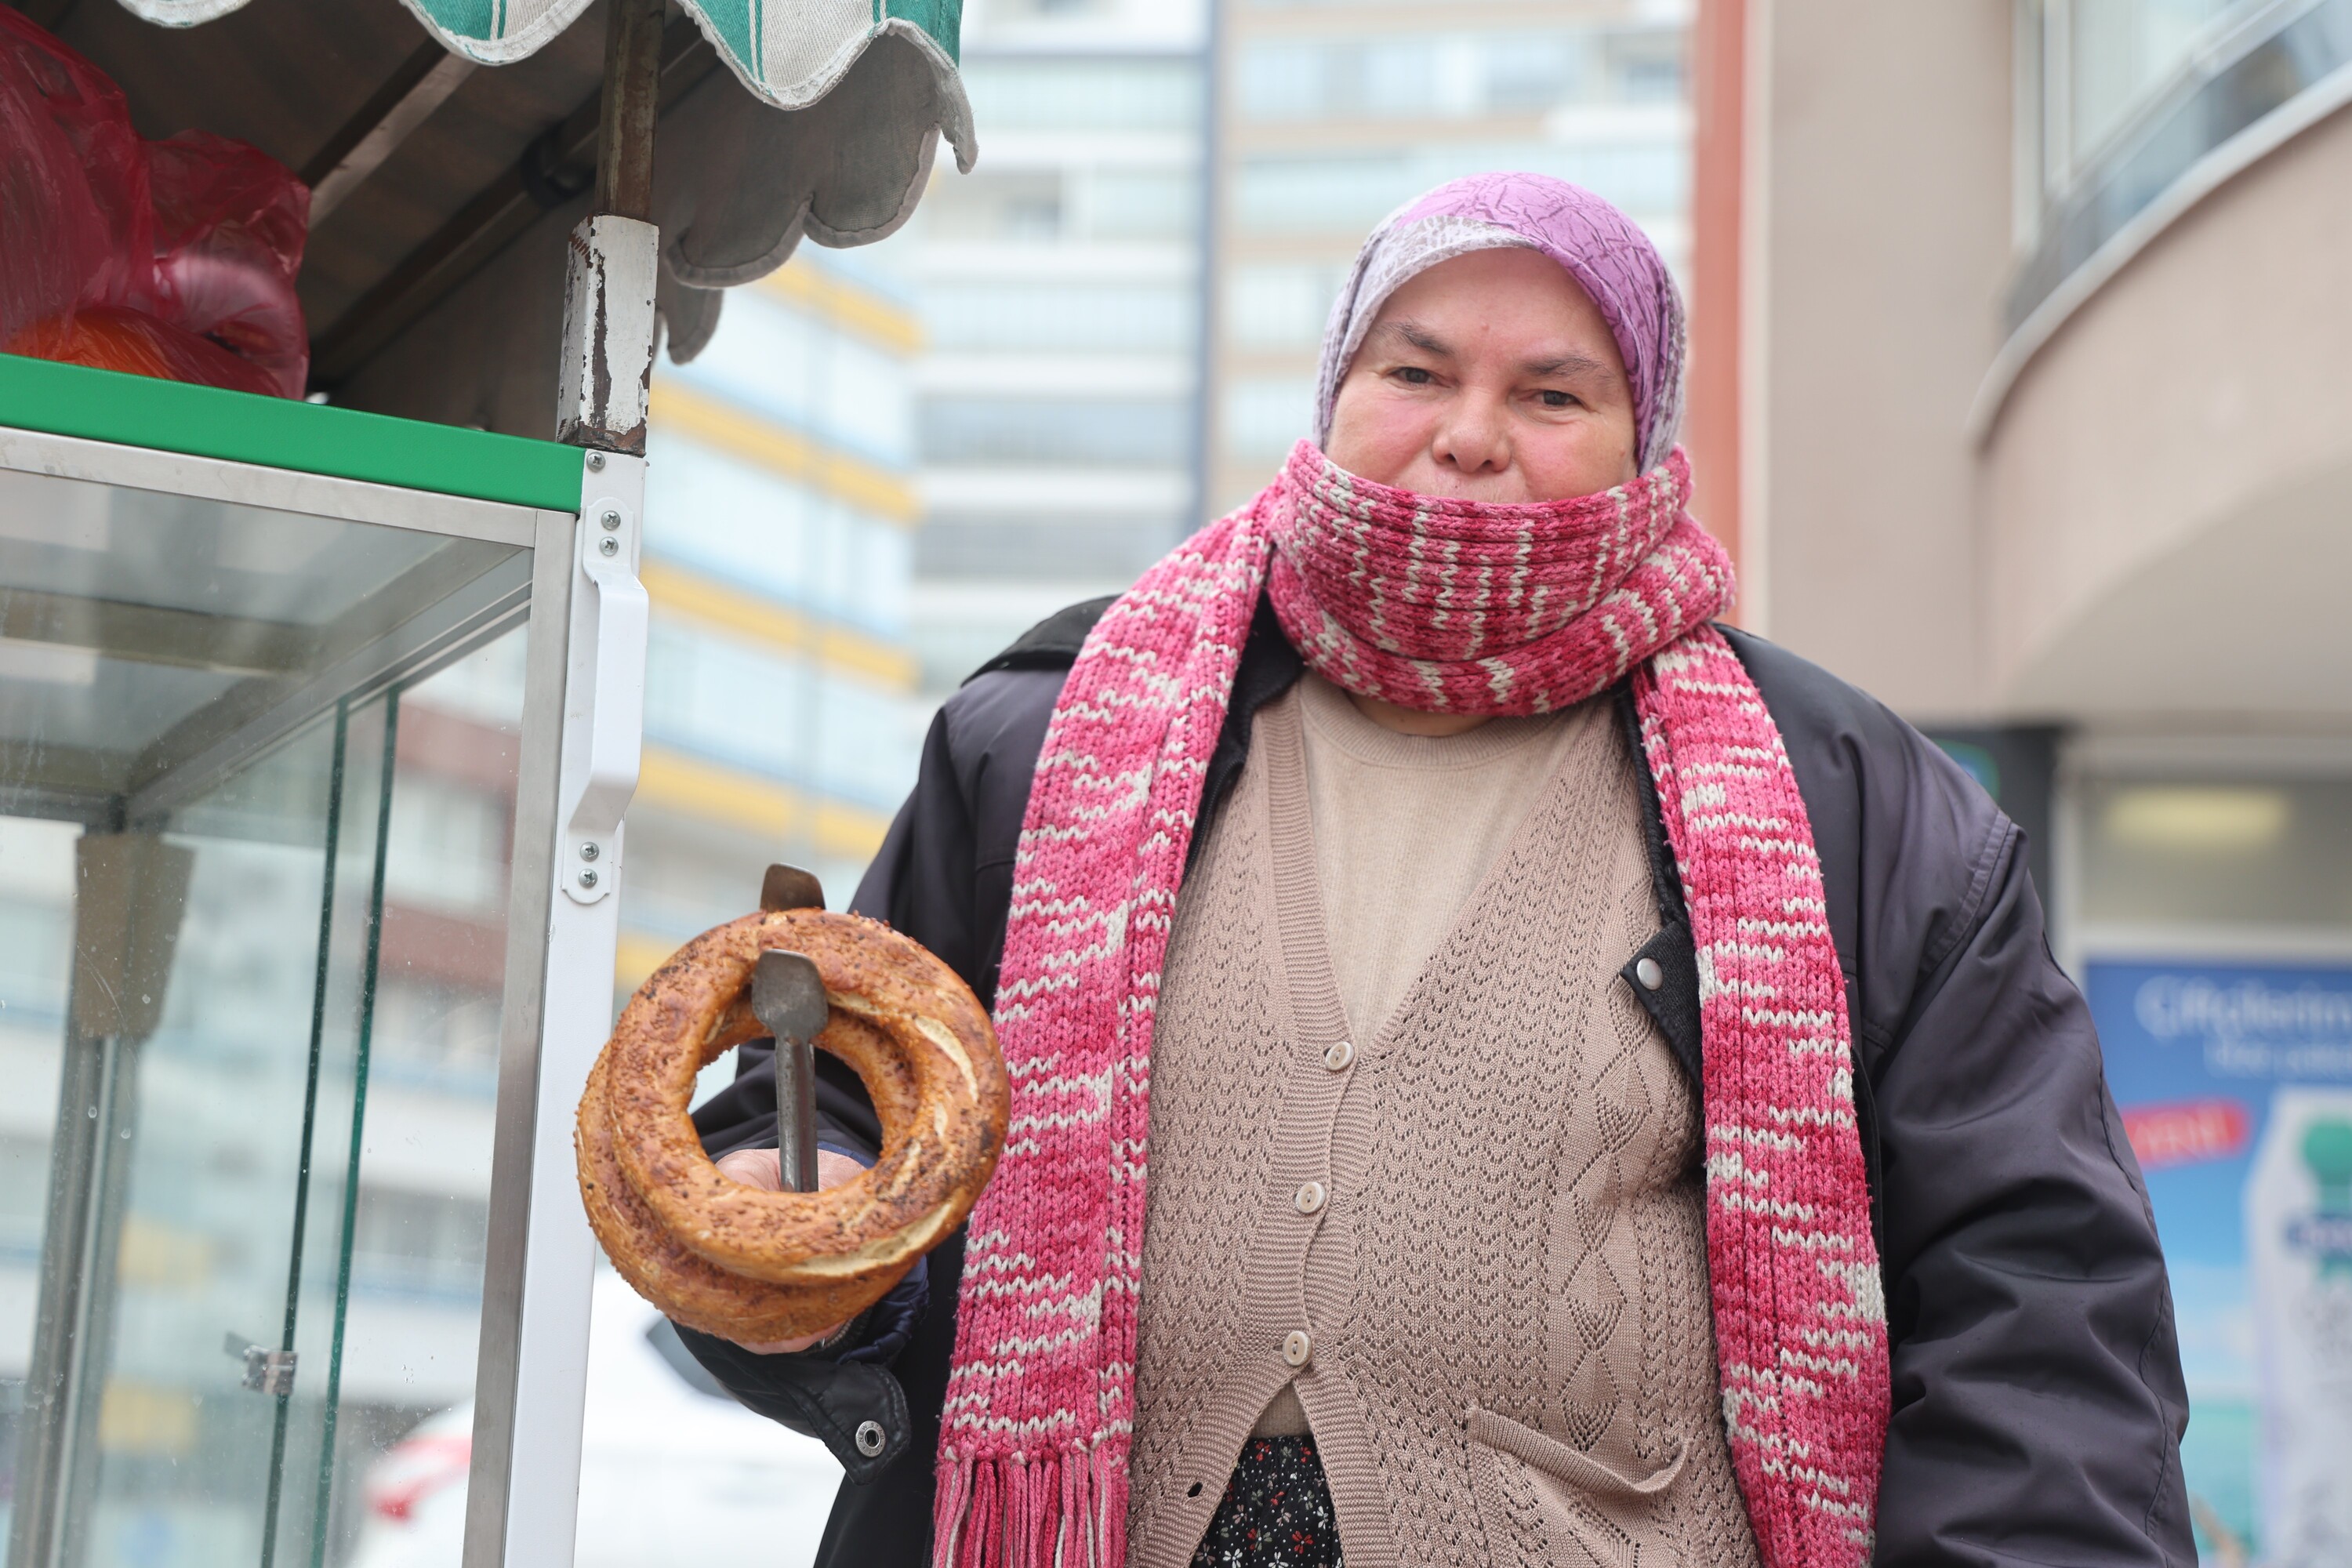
(934, 1446, 1127, 1568)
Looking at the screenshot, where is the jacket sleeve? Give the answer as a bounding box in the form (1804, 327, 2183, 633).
(1867, 820, 2192, 1566)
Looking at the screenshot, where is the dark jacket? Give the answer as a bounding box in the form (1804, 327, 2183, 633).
(681, 597, 2194, 1568)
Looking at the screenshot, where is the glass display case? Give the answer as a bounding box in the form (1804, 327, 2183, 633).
(0, 353, 645, 1567)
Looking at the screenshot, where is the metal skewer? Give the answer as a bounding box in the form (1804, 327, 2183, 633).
(751, 865, 828, 1192)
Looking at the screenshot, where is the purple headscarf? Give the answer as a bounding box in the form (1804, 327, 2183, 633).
(1312, 172, 1687, 474)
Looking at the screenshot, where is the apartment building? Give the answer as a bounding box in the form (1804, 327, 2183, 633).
(888, 0, 1212, 699)
(1211, 0, 1693, 516)
(618, 255, 928, 984)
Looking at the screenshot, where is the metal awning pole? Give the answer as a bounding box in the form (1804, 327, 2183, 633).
(593, 0, 665, 223)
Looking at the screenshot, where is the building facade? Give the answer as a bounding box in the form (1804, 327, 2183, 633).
(619, 255, 927, 986)
(1711, 3, 2352, 1557)
(889, 0, 1213, 700)
(1210, 0, 1693, 516)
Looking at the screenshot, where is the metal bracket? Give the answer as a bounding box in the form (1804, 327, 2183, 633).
(224, 1334, 297, 1396)
(555, 214, 659, 454)
(560, 449, 649, 906)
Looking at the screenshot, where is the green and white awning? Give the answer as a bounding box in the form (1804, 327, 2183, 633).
(120, 0, 971, 129)
(112, 0, 973, 362)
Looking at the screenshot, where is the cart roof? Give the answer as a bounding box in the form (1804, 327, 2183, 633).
(13, 0, 970, 437)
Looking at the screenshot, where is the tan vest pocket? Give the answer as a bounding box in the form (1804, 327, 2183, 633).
(1465, 1403, 1688, 1568)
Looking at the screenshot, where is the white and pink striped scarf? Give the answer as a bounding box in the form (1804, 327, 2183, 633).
(934, 440, 1890, 1568)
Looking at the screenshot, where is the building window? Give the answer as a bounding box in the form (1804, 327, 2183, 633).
(1233, 141, 1686, 236)
(643, 620, 917, 811)
(2010, 0, 2352, 329)
(1226, 263, 1348, 349)
(924, 171, 1067, 241)
(960, 58, 1201, 132)
(1076, 170, 1203, 240)
(920, 397, 1192, 466)
(2051, 0, 2248, 180)
(1235, 27, 1681, 124)
(667, 292, 914, 470)
(916, 514, 1178, 580)
(923, 169, 1201, 245)
(922, 283, 1199, 354)
(1602, 29, 1687, 104)
(350, 1187, 491, 1295)
(1221, 376, 1318, 461)
(644, 438, 911, 638)
(381, 775, 505, 917)
(2078, 779, 2352, 930)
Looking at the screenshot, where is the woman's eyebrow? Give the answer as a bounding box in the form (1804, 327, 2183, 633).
(1374, 319, 1450, 357)
(1523, 350, 1613, 379)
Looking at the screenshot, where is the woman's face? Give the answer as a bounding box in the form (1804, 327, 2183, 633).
(1324, 246, 1640, 504)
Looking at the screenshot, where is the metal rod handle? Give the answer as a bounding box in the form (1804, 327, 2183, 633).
(778, 1040, 819, 1194)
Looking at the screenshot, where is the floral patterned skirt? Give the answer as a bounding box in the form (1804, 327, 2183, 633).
(1189, 1436, 1346, 1568)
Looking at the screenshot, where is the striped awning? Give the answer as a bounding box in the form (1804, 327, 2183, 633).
(120, 1, 970, 125)
(106, 0, 974, 373)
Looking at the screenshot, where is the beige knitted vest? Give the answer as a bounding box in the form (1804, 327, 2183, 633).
(1127, 689, 1761, 1568)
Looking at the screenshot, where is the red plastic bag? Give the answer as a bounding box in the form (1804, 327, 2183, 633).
(151, 132, 311, 397)
(0, 7, 310, 397)
(0, 6, 151, 336)
(9, 305, 281, 398)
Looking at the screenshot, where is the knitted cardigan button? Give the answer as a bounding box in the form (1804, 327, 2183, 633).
(1635, 956, 1664, 991)
(1294, 1181, 1327, 1215)
(1322, 1040, 1355, 1071)
(1282, 1330, 1313, 1367)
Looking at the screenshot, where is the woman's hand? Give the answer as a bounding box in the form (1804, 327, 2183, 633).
(702, 1145, 868, 1353)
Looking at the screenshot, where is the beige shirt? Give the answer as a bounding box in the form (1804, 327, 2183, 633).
(1297, 673, 1593, 1046)
(1127, 684, 1759, 1568)
(1250, 675, 1591, 1438)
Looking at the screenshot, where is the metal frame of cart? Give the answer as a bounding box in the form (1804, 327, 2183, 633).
(0, 352, 644, 1566)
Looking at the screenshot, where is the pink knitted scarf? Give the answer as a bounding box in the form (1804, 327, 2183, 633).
(935, 441, 1890, 1568)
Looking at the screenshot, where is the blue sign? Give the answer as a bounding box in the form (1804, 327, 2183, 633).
(2088, 959, 2352, 1566)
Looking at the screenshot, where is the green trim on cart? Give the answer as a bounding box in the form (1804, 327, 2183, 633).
(0, 354, 584, 514)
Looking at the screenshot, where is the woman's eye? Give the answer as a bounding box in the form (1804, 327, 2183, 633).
(1395, 366, 1435, 386)
(1538, 390, 1576, 408)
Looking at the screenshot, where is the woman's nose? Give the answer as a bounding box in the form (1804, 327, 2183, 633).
(1432, 394, 1512, 474)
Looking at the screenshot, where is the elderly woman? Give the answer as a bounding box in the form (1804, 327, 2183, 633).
(681, 175, 2190, 1568)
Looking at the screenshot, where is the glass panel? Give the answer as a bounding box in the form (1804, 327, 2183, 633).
(2078, 777, 2352, 932)
(0, 815, 76, 1541)
(0, 458, 532, 1568)
(72, 706, 375, 1568)
(330, 631, 524, 1568)
(2066, 0, 2245, 168)
(960, 58, 1202, 131)
(2009, 0, 2352, 328)
(0, 466, 520, 805)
